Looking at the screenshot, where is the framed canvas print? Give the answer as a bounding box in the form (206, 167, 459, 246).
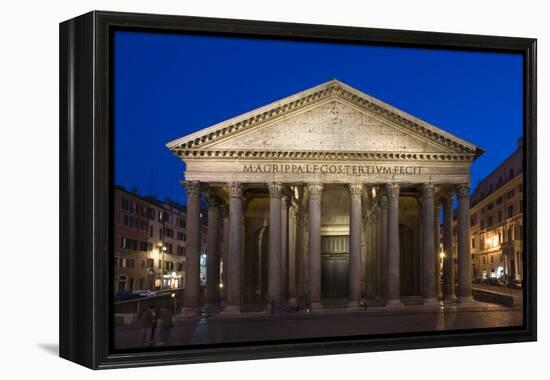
(59, 11, 537, 369)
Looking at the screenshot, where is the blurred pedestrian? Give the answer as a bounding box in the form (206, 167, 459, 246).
(140, 305, 156, 347)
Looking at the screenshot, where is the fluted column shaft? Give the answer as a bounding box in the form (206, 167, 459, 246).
(380, 195, 388, 298)
(442, 194, 456, 302)
(288, 207, 297, 305)
(206, 194, 221, 306)
(184, 181, 201, 308)
(268, 183, 283, 305)
(307, 184, 323, 310)
(457, 184, 473, 303)
(349, 184, 363, 307)
(225, 183, 243, 313)
(386, 184, 401, 306)
(434, 205, 441, 299)
(421, 184, 438, 303)
(281, 194, 290, 300)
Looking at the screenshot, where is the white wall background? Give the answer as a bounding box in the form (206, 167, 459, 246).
(0, 0, 547, 377)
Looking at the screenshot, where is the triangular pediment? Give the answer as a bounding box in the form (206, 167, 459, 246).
(167, 80, 483, 159)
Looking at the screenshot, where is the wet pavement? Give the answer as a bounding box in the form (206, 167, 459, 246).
(114, 302, 523, 350)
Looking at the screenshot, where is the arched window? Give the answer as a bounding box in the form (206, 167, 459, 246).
(118, 275, 127, 293)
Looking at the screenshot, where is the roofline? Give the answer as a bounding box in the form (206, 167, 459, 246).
(166, 78, 482, 154)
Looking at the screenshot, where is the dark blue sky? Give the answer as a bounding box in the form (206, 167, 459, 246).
(114, 31, 523, 204)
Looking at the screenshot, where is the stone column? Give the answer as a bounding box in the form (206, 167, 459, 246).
(183, 181, 201, 311)
(224, 183, 243, 314)
(442, 193, 456, 303)
(349, 184, 363, 308)
(221, 204, 229, 304)
(268, 183, 283, 308)
(380, 194, 388, 299)
(434, 204, 441, 299)
(421, 184, 438, 304)
(281, 194, 290, 300)
(456, 184, 474, 304)
(206, 193, 221, 308)
(288, 206, 297, 306)
(386, 183, 402, 307)
(307, 183, 323, 310)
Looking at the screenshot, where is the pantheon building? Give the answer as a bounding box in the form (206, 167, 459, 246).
(167, 80, 483, 314)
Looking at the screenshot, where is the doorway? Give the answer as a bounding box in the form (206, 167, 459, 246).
(321, 235, 350, 299)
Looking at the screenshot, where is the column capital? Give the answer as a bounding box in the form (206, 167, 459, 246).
(306, 183, 324, 198)
(456, 183, 470, 198)
(184, 180, 201, 196)
(349, 183, 364, 198)
(228, 182, 243, 198)
(421, 183, 435, 199)
(386, 183, 400, 199)
(268, 182, 284, 199)
(441, 192, 454, 208)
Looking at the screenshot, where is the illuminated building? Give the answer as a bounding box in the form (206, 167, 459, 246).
(469, 139, 523, 284)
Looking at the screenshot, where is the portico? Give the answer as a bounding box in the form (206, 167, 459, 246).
(167, 80, 483, 314)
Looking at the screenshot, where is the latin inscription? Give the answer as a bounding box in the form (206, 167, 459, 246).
(243, 164, 422, 175)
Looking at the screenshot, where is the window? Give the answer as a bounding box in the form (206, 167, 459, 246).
(507, 228, 513, 241)
(488, 203, 493, 210)
(496, 196, 503, 205)
(177, 246, 185, 256)
(471, 237, 475, 248)
(158, 260, 163, 270)
(113, 256, 118, 267)
(509, 168, 514, 179)
(508, 205, 514, 218)
(129, 258, 135, 268)
(482, 257, 486, 264)
(507, 190, 515, 199)
(498, 211, 502, 222)
(487, 216, 493, 227)
(139, 241, 148, 252)
(118, 276, 127, 292)
(470, 214, 477, 226)
(480, 220, 485, 230)
(490, 256, 494, 264)
(165, 228, 174, 238)
(146, 258, 154, 269)
(177, 231, 185, 241)
(177, 263, 183, 271)
(122, 198, 129, 211)
(480, 236, 485, 250)
(166, 243, 173, 254)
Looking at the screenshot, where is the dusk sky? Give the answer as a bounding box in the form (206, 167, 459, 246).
(114, 31, 523, 205)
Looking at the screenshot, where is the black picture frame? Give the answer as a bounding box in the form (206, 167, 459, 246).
(59, 10, 537, 369)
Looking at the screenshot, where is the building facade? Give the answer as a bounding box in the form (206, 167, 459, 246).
(166, 80, 484, 313)
(469, 140, 523, 284)
(113, 186, 209, 294)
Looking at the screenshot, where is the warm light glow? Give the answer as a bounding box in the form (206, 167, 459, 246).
(162, 246, 167, 251)
(219, 283, 224, 288)
(171, 272, 177, 278)
(439, 251, 446, 259)
(171, 293, 176, 298)
(371, 187, 377, 198)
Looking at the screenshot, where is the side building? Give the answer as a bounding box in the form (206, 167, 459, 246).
(469, 139, 523, 285)
(113, 185, 210, 294)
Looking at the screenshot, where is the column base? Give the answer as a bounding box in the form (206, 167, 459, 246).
(221, 305, 241, 315)
(308, 302, 323, 312)
(347, 300, 363, 310)
(443, 295, 457, 304)
(457, 296, 475, 305)
(180, 306, 200, 317)
(385, 298, 404, 308)
(204, 303, 221, 313)
(423, 297, 440, 305)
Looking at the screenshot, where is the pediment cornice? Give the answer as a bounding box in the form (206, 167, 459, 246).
(167, 80, 483, 159)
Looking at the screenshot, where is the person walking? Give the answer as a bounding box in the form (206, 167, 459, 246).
(140, 305, 156, 347)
